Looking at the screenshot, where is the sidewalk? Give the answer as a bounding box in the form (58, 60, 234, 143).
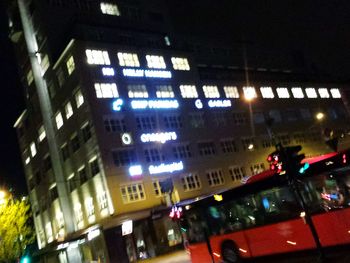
(138, 250, 191, 263)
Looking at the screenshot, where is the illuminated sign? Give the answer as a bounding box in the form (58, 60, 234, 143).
(195, 99, 203, 109)
(149, 161, 184, 175)
(121, 133, 133, 145)
(102, 67, 115, 76)
(112, 99, 124, 111)
(213, 194, 223, 202)
(140, 132, 177, 144)
(87, 229, 101, 241)
(208, 99, 231, 108)
(131, 99, 179, 109)
(122, 220, 133, 236)
(123, 68, 172, 79)
(129, 165, 143, 176)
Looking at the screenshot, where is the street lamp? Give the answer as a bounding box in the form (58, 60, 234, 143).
(0, 190, 7, 205)
(316, 112, 325, 121)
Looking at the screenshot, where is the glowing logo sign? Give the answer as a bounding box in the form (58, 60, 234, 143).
(131, 99, 179, 110)
(148, 161, 184, 175)
(122, 220, 133, 236)
(129, 165, 143, 176)
(102, 67, 115, 76)
(140, 132, 177, 144)
(112, 99, 124, 111)
(123, 68, 172, 79)
(195, 99, 203, 109)
(121, 133, 133, 145)
(208, 99, 231, 108)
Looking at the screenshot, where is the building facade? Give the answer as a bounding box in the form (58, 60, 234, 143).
(9, 0, 350, 262)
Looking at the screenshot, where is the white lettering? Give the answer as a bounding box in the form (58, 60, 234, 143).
(208, 99, 231, 108)
(140, 132, 177, 144)
(131, 99, 179, 109)
(149, 161, 184, 175)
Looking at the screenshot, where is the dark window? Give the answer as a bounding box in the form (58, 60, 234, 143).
(112, 149, 137, 167)
(104, 117, 126, 132)
(173, 144, 192, 159)
(198, 142, 216, 156)
(213, 112, 227, 126)
(70, 134, 80, 152)
(90, 159, 100, 176)
(144, 148, 164, 163)
(189, 113, 204, 128)
(220, 139, 238, 153)
(164, 115, 182, 129)
(136, 116, 157, 131)
(232, 112, 247, 125)
(79, 167, 88, 184)
(49, 186, 58, 201)
(43, 155, 52, 172)
(34, 171, 41, 185)
(61, 144, 70, 161)
(82, 123, 92, 142)
(68, 175, 79, 192)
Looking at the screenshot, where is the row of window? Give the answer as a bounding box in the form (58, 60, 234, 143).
(86, 49, 190, 71)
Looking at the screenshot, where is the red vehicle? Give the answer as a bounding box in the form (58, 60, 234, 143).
(180, 150, 350, 262)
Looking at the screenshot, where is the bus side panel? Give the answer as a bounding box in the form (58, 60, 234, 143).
(312, 208, 350, 247)
(244, 219, 316, 257)
(188, 243, 214, 263)
(209, 232, 252, 261)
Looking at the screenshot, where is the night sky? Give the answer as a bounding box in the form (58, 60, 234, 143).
(0, 1, 350, 194)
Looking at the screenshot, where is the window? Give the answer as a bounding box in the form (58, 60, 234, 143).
(179, 85, 198, 98)
(112, 149, 137, 167)
(243, 86, 257, 100)
(253, 112, 265, 124)
(98, 192, 108, 211)
(68, 173, 79, 192)
(305, 88, 317, 98)
(269, 110, 281, 122)
(75, 90, 84, 108)
(164, 115, 182, 129)
(120, 182, 145, 203)
(260, 87, 274, 98)
(127, 84, 148, 98)
(220, 139, 238, 153)
(27, 70, 34, 86)
(171, 57, 190, 71)
(64, 102, 73, 119)
(104, 117, 126, 132)
(89, 158, 100, 176)
(206, 169, 225, 186)
(241, 138, 255, 151)
(136, 115, 156, 130)
(146, 55, 166, 69)
(213, 112, 227, 126)
(223, 86, 239, 98)
(81, 122, 92, 142)
(75, 204, 83, 225)
(86, 49, 110, 65)
(61, 143, 70, 161)
(250, 163, 265, 175)
(156, 85, 174, 98)
(276, 87, 290, 98)
(164, 36, 171, 46)
(30, 142, 37, 157)
(56, 67, 65, 87)
(117, 52, 140, 67)
(49, 185, 58, 201)
(291, 87, 304, 98)
(144, 148, 164, 163)
(38, 125, 46, 142)
(100, 2, 120, 15)
(203, 85, 220, 98)
(70, 134, 80, 152)
(55, 112, 64, 130)
(330, 88, 341, 98)
(173, 144, 192, 159)
(182, 174, 201, 191)
(294, 133, 308, 144)
(300, 108, 312, 120)
(45, 223, 53, 243)
(40, 54, 50, 75)
(85, 197, 95, 217)
(261, 137, 274, 148)
(277, 134, 291, 145)
(198, 142, 216, 156)
(78, 166, 88, 184)
(152, 180, 163, 196)
(318, 88, 330, 98)
(232, 112, 247, 125)
(94, 83, 119, 98)
(43, 155, 52, 172)
(189, 112, 205, 128)
(66, 56, 75, 75)
(284, 109, 298, 122)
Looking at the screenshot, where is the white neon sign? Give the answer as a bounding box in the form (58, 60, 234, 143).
(129, 165, 143, 176)
(208, 99, 231, 108)
(149, 161, 184, 175)
(121, 133, 133, 145)
(102, 67, 115, 76)
(195, 99, 203, 109)
(112, 99, 124, 111)
(140, 132, 177, 144)
(122, 68, 172, 79)
(131, 99, 179, 110)
(122, 220, 133, 236)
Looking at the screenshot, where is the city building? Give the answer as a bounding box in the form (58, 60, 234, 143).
(9, 0, 350, 262)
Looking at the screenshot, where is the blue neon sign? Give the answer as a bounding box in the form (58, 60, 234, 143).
(123, 68, 172, 79)
(129, 165, 143, 176)
(112, 99, 124, 111)
(208, 99, 231, 108)
(131, 99, 179, 110)
(140, 132, 177, 143)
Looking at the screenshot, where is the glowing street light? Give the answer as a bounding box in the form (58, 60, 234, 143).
(248, 143, 254, 151)
(0, 190, 7, 205)
(316, 112, 325, 121)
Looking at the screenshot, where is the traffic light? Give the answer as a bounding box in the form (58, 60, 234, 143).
(20, 256, 30, 263)
(169, 205, 182, 220)
(267, 150, 284, 174)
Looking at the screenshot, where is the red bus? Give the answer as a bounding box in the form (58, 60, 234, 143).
(180, 150, 350, 262)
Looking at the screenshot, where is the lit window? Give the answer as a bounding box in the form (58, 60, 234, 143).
(66, 56, 75, 75)
(40, 54, 50, 75)
(291, 87, 304, 98)
(243, 86, 257, 100)
(85, 197, 95, 217)
(85, 49, 110, 65)
(94, 83, 119, 98)
(171, 57, 190, 71)
(74, 203, 83, 225)
(276, 87, 290, 98)
(45, 223, 53, 243)
(156, 85, 174, 98)
(260, 87, 274, 98)
(38, 125, 46, 142)
(305, 88, 317, 98)
(223, 86, 239, 98)
(64, 102, 73, 119)
(203, 85, 220, 98)
(318, 88, 330, 98)
(330, 88, 341, 98)
(180, 85, 198, 98)
(117, 52, 140, 67)
(75, 90, 84, 108)
(30, 142, 37, 157)
(182, 173, 201, 191)
(127, 84, 148, 98)
(164, 36, 171, 46)
(146, 55, 166, 69)
(98, 192, 108, 211)
(120, 182, 146, 203)
(55, 112, 64, 130)
(100, 2, 120, 16)
(27, 70, 34, 86)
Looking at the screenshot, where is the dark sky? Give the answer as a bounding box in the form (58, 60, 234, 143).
(0, 1, 350, 194)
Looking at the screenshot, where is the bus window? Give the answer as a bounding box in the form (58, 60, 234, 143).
(184, 208, 208, 243)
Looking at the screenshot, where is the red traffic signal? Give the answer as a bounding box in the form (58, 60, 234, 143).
(169, 206, 182, 220)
